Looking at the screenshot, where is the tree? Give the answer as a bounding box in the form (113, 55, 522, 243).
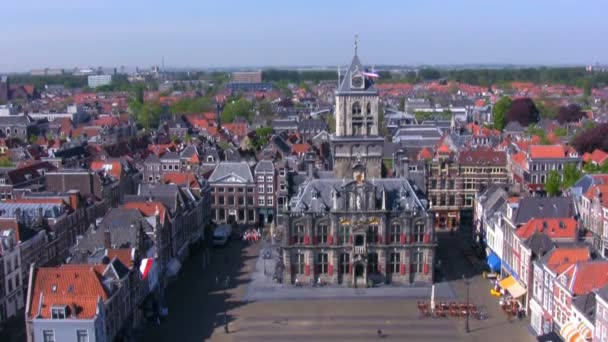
(545, 170, 562, 196)
(571, 123, 608, 154)
(506, 97, 540, 127)
(221, 99, 252, 123)
(170, 96, 212, 116)
(536, 100, 559, 119)
(557, 104, 584, 124)
(492, 96, 512, 131)
(562, 163, 582, 189)
(252, 127, 273, 150)
(130, 100, 163, 129)
(257, 101, 274, 119)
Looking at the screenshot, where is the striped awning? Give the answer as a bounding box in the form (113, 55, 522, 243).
(561, 321, 593, 342)
(498, 276, 527, 299)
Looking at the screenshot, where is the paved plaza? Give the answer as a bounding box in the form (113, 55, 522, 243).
(142, 232, 535, 342)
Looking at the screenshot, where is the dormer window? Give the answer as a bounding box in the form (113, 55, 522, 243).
(51, 305, 67, 319)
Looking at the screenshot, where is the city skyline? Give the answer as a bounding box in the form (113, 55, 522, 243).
(1, 0, 607, 71)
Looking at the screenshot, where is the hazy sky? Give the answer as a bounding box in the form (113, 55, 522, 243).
(1, 0, 606, 71)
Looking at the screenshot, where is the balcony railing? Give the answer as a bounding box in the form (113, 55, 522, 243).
(354, 245, 366, 254)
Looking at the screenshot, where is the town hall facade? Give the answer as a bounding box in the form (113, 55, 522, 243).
(281, 46, 436, 287)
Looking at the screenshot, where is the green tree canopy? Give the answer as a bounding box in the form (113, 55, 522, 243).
(130, 100, 163, 129)
(221, 99, 252, 123)
(545, 170, 562, 196)
(169, 96, 213, 116)
(253, 127, 273, 151)
(562, 163, 582, 189)
(492, 96, 512, 131)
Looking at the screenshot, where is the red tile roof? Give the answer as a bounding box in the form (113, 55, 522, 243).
(106, 249, 134, 268)
(223, 122, 249, 138)
(529, 145, 565, 159)
(545, 247, 590, 274)
(583, 184, 608, 202)
(162, 172, 201, 190)
(292, 143, 311, 155)
(418, 147, 433, 160)
(437, 143, 450, 154)
(511, 151, 527, 170)
(90, 160, 122, 180)
(590, 149, 608, 165)
(0, 218, 19, 249)
(123, 201, 167, 223)
(28, 265, 109, 319)
(562, 261, 608, 295)
(515, 218, 577, 240)
(582, 152, 592, 163)
(458, 149, 506, 165)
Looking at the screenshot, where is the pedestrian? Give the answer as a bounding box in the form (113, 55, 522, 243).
(377, 329, 382, 337)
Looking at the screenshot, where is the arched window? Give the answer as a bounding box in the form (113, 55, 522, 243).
(366, 102, 371, 115)
(352, 102, 361, 115)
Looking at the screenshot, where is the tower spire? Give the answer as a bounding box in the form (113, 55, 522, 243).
(354, 34, 359, 56)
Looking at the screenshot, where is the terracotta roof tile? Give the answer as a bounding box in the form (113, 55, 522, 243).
(566, 261, 608, 295)
(545, 247, 590, 274)
(590, 149, 608, 165)
(28, 265, 109, 319)
(418, 147, 433, 160)
(515, 218, 577, 240)
(123, 201, 167, 223)
(291, 143, 311, 155)
(106, 249, 134, 268)
(529, 145, 565, 159)
(90, 160, 122, 180)
(162, 172, 201, 190)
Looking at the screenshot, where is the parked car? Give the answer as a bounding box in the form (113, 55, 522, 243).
(213, 224, 233, 246)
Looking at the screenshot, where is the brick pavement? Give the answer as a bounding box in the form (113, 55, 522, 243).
(142, 235, 536, 342)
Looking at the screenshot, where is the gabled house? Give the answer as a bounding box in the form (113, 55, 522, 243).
(208, 161, 257, 226)
(530, 246, 591, 336)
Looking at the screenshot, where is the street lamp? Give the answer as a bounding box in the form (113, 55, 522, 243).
(216, 275, 230, 334)
(463, 275, 470, 333)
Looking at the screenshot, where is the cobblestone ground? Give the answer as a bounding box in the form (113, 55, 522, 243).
(142, 233, 535, 342)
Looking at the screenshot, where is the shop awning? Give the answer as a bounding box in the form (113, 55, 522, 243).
(486, 252, 501, 272)
(576, 321, 592, 341)
(499, 276, 527, 299)
(560, 321, 576, 341)
(560, 320, 592, 342)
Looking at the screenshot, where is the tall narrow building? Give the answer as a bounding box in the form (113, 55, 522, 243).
(282, 44, 435, 287)
(331, 48, 384, 179)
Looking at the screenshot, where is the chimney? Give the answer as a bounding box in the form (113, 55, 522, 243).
(305, 151, 315, 178)
(103, 229, 111, 249)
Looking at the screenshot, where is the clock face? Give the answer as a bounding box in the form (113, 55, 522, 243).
(352, 75, 364, 88)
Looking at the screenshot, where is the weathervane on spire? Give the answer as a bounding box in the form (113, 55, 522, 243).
(354, 34, 359, 56)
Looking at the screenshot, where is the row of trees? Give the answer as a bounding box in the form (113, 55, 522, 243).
(493, 96, 586, 131)
(571, 123, 608, 154)
(391, 67, 608, 89)
(545, 163, 582, 196)
(492, 97, 540, 130)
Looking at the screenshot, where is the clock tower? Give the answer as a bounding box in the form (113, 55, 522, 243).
(332, 40, 384, 179)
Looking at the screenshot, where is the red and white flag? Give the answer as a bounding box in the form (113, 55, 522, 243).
(140, 258, 154, 280)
